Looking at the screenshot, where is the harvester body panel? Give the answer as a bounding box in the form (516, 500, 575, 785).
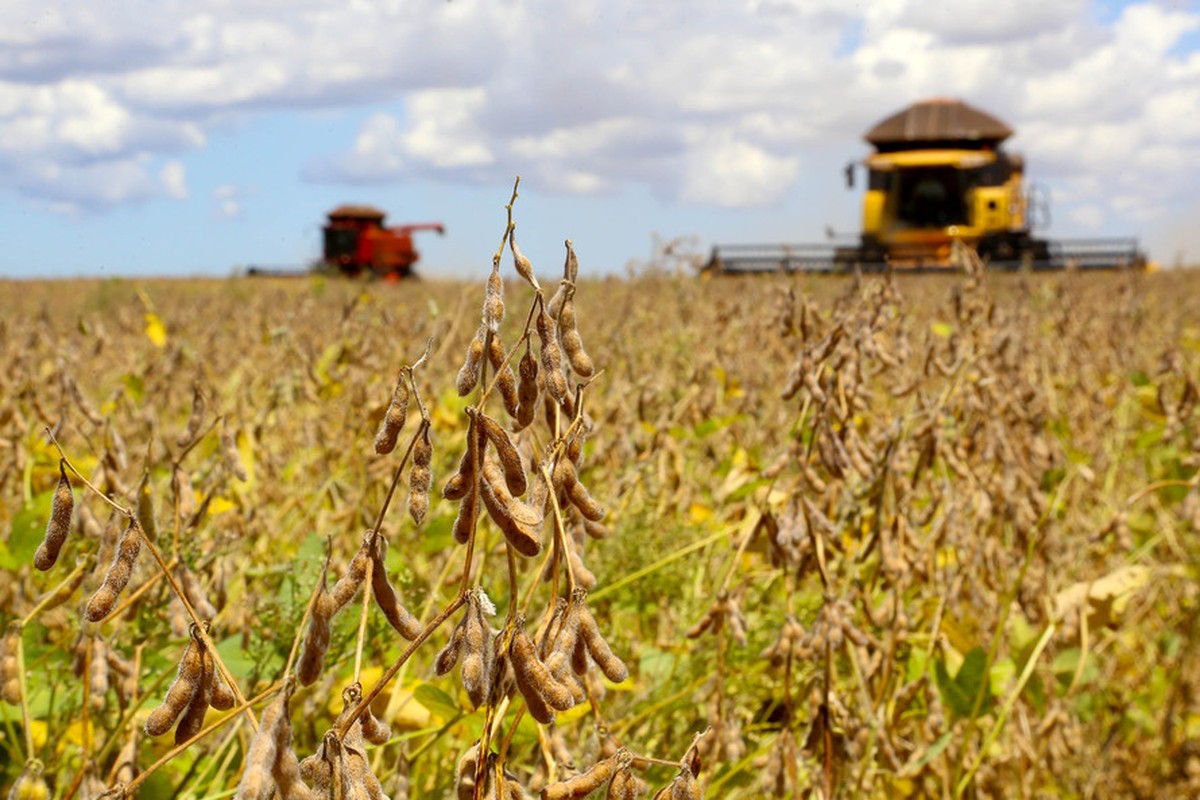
(707, 98, 1146, 273)
(321, 205, 444, 278)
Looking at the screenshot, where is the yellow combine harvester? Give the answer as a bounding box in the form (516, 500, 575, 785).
(708, 98, 1146, 272)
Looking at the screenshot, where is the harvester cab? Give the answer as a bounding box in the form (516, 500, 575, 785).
(322, 205, 445, 279)
(708, 98, 1146, 273)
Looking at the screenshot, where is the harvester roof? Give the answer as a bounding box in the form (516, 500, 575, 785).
(865, 98, 1013, 151)
(327, 204, 387, 221)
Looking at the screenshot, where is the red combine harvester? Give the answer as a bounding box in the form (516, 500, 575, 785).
(321, 205, 444, 278)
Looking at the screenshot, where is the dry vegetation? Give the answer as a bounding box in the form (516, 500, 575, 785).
(1, 204, 1199, 799)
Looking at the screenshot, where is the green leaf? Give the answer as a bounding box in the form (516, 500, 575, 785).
(911, 730, 954, 770)
(727, 477, 771, 503)
(692, 415, 735, 439)
(935, 646, 994, 719)
(8, 490, 54, 567)
(413, 682, 460, 719)
(216, 635, 260, 685)
(122, 373, 146, 403)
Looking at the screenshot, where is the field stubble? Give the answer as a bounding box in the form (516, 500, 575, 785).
(1, 246, 1199, 799)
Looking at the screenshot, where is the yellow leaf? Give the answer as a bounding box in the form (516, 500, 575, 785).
(29, 719, 48, 752)
(389, 685, 433, 731)
(206, 496, 237, 515)
(144, 313, 167, 348)
(62, 719, 96, 749)
(688, 503, 713, 523)
(936, 546, 958, 569)
(930, 321, 954, 339)
(236, 430, 256, 485)
(1053, 565, 1161, 630)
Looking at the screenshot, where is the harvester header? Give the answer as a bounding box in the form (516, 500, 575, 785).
(708, 98, 1146, 273)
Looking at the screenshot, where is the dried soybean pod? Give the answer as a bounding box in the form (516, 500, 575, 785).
(516, 662, 555, 724)
(77, 500, 102, 540)
(300, 744, 333, 797)
(435, 616, 466, 675)
(178, 382, 205, 446)
(565, 546, 597, 590)
(460, 591, 494, 708)
(107, 419, 129, 473)
(483, 261, 505, 333)
(607, 767, 637, 800)
(579, 603, 628, 683)
(222, 418, 249, 482)
(352, 750, 388, 800)
(370, 536, 421, 640)
(374, 371, 410, 455)
(174, 465, 197, 521)
(480, 459, 542, 557)
(546, 280, 567, 323)
(510, 233, 539, 290)
(451, 416, 483, 544)
(558, 286, 594, 379)
(360, 704, 392, 745)
(234, 677, 295, 800)
(174, 644, 215, 745)
(409, 425, 433, 524)
(452, 479, 479, 546)
(443, 415, 480, 502)
(511, 623, 574, 712)
(210, 671, 236, 711)
(540, 755, 618, 800)
(34, 462, 73, 571)
(514, 345, 540, 432)
(455, 744, 481, 800)
(2, 622, 21, 705)
(583, 518, 609, 540)
(550, 595, 583, 662)
(556, 457, 606, 522)
(563, 239, 580, 282)
(457, 327, 486, 397)
(8, 761, 50, 800)
(570, 630, 590, 678)
(567, 480, 606, 522)
(330, 536, 371, 610)
(481, 414, 527, 496)
(298, 590, 335, 686)
(85, 518, 142, 623)
(145, 631, 203, 736)
(177, 563, 218, 622)
(536, 596, 568, 658)
(669, 768, 701, 800)
(536, 311, 568, 403)
(488, 335, 521, 419)
(274, 735, 312, 800)
(88, 638, 109, 711)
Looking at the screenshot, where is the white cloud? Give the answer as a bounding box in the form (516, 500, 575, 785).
(401, 90, 494, 170)
(160, 160, 187, 199)
(897, 0, 1091, 45)
(1069, 205, 1105, 230)
(0, 0, 1195, 248)
(678, 133, 800, 207)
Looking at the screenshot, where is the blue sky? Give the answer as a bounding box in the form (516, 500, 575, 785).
(1, 0, 1198, 279)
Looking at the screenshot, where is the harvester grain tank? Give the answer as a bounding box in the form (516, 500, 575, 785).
(322, 205, 445, 278)
(707, 98, 1146, 272)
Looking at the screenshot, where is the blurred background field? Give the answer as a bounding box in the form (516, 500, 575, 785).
(1, 268, 1199, 798)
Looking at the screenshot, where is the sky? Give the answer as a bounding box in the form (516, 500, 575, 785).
(1, 0, 1199, 279)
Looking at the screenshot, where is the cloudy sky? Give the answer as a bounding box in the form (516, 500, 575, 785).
(1, 0, 1198, 278)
